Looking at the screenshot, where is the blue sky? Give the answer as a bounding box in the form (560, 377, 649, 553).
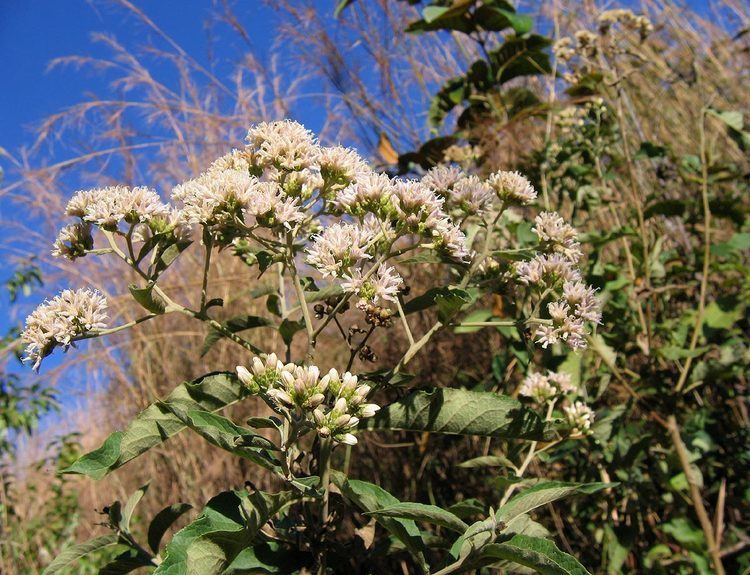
(0, 1, 335, 411)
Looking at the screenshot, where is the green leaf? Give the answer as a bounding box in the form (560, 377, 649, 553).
(332, 472, 428, 571)
(129, 283, 166, 314)
(120, 483, 149, 532)
(449, 515, 500, 560)
(65, 372, 245, 479)
(155, 490, 298, 575)
(148, 503, 194, 553)
(403, 287, 471, 321)
(162, 407, 279, 471)
(497, 481, 614, 523)
(42, 535, 119, 575)
(201, 315, 273, 356)
(475, 6, 533, 34)
(304, 282, 343, 303)
(224, 542, 307, 574)
(480, 535, 591, 574)
(155, 240, 192, 275)
(458, 455, 515, 469)
(368, 502, 469, 533)
(362, 387, 550, 441)
(99, 549, 154, 575)
(279, 318, 306, 346)
(703, 298, 744, 329)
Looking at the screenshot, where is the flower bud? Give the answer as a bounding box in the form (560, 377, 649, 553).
(360, 404, 380, 418)
(340, 433, 358, 445)
(236, 365, 254, 387)
(307, 393, 326, 408)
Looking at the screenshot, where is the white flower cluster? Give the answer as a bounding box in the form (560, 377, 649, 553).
(514, 213, 601, 350)
(564, 401, 596, 436)
(21, 288, 108, 370)
(342, 263, 403, 306)
(53, 184, 188, 260)
(519, 370, 576, 403)
(236, 354, 380, 445)
(66, 185, 171, 229)
(519, 369, 594, 435)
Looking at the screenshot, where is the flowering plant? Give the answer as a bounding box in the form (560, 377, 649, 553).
(32, 121, 607, 574)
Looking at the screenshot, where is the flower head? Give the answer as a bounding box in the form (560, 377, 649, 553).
(564, 401, 595, 435)
(342, 263, 403, 305)
(306, 223, 373, 277)
(519, 372, 557, 403)
(335, 172, 395, 217)
(22, 288, 108, 370)
(318, 145, 370, 184)
(488, 171, 537, 205)
(246, 120, 319, 171)
(532, 212, 582, 261)
(52, 223, 93, 260)
(244, 181, 305, 229)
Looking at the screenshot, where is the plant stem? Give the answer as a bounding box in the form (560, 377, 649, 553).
(500, 400, 557, 507)
(199, 233, 212, 312)
(675, 107, 711, 392)
(317, 437, 333, 575)
(667, 416, 725, 575)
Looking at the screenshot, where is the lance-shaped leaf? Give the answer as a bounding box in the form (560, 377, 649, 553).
(162, 406, 280, 472)
(154, 489, 298, 575)
(42, 535, 120, 575)
(368, 502, 469, 533)
(201, 315, 274, 356)
(65, 372, 246, 479)
(497, 481, 614, 523)
(331, 471, 429, 573)
(479, 535, 591, 575)
(361, 388, 550, 441)
(148, 503, 194, 554)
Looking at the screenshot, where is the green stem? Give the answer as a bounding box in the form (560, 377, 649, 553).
(317, 437, 333, 575)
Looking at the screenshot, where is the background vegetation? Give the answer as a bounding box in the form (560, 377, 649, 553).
(1, 1, 748, 573)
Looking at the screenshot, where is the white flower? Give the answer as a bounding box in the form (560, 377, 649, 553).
(519, 372, 557, 403)
(430, 217, 472, 261)
(244, 181, 305, 229)
(515, 254, 582, 286)
(487, 171, 537, 205)
(547, 371, 577, 394)
(564, 401, 595, 434)
(306, 223, 373, 277)
(342, 264, 404, 304)
(245, 120, 319, 171)
(172, 169, 253, 225)
(318, 145, 370, 183)
(563, 281, 602, 324)
(22, 288, 108, 370)
(421, 165, 465, 195)
(335, 172, 395, 216)
(532, 212, 582, 261)
(52, 223, 92, 260)
(209, 149, 252, 173)
(535, 301, 588, 350)
(67, 186, 170, 229)
(392, 180, 444, 230)
(448, 176, 495, 215)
